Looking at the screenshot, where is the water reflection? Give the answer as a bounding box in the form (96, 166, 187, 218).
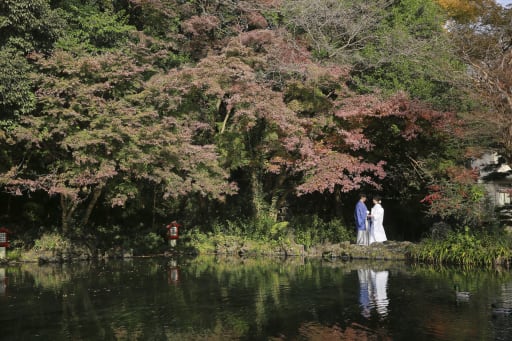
(0, 267, 6, 296)
(358, 268, 389, 318)
(492, 281, 512, 341)
(358, 269, 371, 318)
(1, 257, 512, 340)
(167, 259, 180, 285)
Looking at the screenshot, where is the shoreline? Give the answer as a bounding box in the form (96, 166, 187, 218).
(0, 240, 414, 265)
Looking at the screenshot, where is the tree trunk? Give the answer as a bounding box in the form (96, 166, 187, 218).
(250, 169, 269, 221)
(60, 194, 78, 235)
(269, 174, 288, 221)
(152, 185, 157, 230)
(269, 195, 279, 221)
(82, 185, 103, 227)
(335, 188, 343, 217)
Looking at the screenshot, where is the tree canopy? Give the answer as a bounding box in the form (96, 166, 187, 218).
(0, 0, 507, 247)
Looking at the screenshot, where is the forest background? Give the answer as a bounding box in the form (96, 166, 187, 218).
(1, 0, 512, 256)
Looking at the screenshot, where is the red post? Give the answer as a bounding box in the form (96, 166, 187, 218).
(165, 221, 181, 240)
(0, 228, 10, 248)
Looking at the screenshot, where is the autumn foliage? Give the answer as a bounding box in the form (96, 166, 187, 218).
(0, 0, 495, 243)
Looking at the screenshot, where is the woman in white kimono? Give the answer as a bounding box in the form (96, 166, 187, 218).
(369, 195, 387, 244)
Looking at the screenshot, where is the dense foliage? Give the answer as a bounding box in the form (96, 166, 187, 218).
(0, 0, 510, 253)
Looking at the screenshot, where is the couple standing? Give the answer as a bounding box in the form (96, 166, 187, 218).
(355, 193, 387, 245)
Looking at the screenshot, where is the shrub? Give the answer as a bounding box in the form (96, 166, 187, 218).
(292, 215, 353, 248)
(133, 232, 165, 254)
(33, 233, 72, 252)
(185, 215, 353, 253)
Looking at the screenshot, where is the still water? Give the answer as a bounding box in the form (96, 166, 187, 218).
(1, 256, 512, 340)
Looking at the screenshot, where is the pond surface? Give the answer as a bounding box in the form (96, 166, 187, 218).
(1, 256, 512, 340)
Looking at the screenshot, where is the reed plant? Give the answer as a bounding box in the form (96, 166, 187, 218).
(410, 226, 512, 267)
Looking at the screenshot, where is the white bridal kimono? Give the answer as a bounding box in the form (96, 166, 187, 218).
(369, 203, 387, 243)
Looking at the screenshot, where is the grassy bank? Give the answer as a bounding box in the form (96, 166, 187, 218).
(5, 221, 512, 269)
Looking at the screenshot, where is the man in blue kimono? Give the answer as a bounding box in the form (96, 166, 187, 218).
(354, 193, 368, 245)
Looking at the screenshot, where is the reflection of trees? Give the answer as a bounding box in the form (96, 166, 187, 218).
(163, 255, 357, 339)
(492, 281, 512, 341)
(20, 263, 76, 290)
(183, 255, 321, 334)
(394, 264, 512, 341)
(292, 321, 392, 341)
(3, 258, 512, 340)
(3, 260, 157, 340)
(180, 256, 395, 339)
(0, 268, 6, 296)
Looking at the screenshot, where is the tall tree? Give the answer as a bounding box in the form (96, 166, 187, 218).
(0, 0, 65, 120)
(283, 0, 465, 109)
(443, 2, 512, 159)
(0, 45, 235, 233)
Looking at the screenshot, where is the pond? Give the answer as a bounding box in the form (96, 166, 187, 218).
(1, 256, 512, 340)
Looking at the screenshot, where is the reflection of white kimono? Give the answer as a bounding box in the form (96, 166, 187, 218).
(358, 268, 389, 318)
(369, 203, 387, 243)
(371, 270, 389, 316)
